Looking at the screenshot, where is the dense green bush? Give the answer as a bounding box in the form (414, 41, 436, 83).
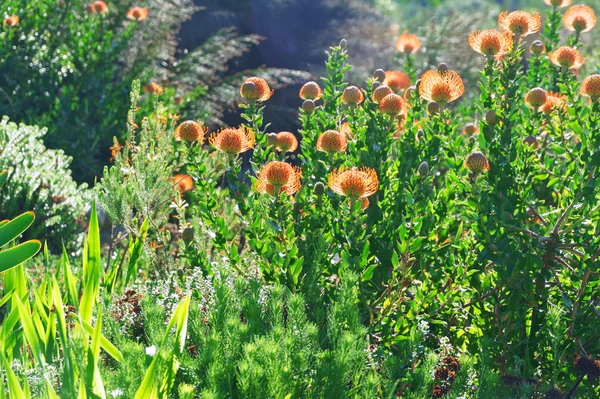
(0, 117, 90, 250)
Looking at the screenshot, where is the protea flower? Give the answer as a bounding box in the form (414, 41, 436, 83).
(87, 1, 108, 14)
(464, 151, 490, 173)
(316, 130, 347, 154)
(581, 74, 600, 101)
(299, 81, 323, 100)
(544, 0, 572, 7)
(175, 121, 207, 143)
(378, 93, 408, 116)
(240, 77, 273, 102)
(462, 123, 479, 136)
(275, 131, 298, 153)
(523, 135, 540, 149)
(143, 82, 163, 95)
(328, 167, 379, 201)
(419, 69, 464, 105)
(372, 85, 394, 104)
(2, 15, 19, 27)
(173, 174, 194, 193)
(255, 161, 301, 196)
(498, 10, 541, 36)
(126, 6, 148, 21)
(539, 92, 566, 115)
(563, 4, 597, 33)
(209, 126, 255, 155)
(341, 86, 364, 105)
(469, 30, 513, 57)
(548, 46, 585, 69)
(395, 31, 422, 54)
(383, 71, 411, 92)
(525, 88, 548, 108)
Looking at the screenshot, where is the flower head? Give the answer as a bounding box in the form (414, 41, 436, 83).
(564, 5, 596, 33)
(316, 130, 347, 154)
(539, 92, 566, 115)
(240, 77, 273, 102)
(209, 126, 255, 155)
(341, 86, 364, 105)
(328, 167, 379, 200)
(462, 123, 479, 136)
(544, 0, 572, 7)
(469, 30, 513, 57)
(255, 161, 301, 196)
(464, 151, 490, 173)
(175, 121, 207, 143)
(383, 71, 411, 92)
(378, 93, 408, 116)
(581, 74, 600, 100)
(275, 131, 298, 153)
(299, 81, 323, 100)
(126, 7, 148, 21)
(372, 85, 394, 104)
(395, 31, 422, 54)
(3, 15, 19, 27)
(525, 87, 548, 108)
(419, 69, 464, 104)
(143, 82, 163, 95)
(548, 46, 585, 69)
(498, 10, 541, 36)
(173, 174, 194, 193)
(87, 1, 108, 14)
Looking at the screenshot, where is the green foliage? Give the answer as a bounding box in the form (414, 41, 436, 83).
(0, 118, 90, 251)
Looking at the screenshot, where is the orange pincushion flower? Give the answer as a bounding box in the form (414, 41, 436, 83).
(209, 126, 255, 155)
(525, 87, 548, 108)
(255, 161, 301, 196)
(328, 167, 379, 200)
(275, 131, 298, 153)
(395, 31, 421, 54)
(581, 74, 600, 100)
(498, 10, 541, 36)
(240, 77, 273, 102)
(126, 6, 148, 21)
(548, 46, 585, 69)
(3, 15, 19, 27)
(383, 71, 411, 92)
(143, 82, 163, 95)
(175, 121, 207, 143)
(544, 0, 572, 7)
(341, 86, 364, 105)
(372, 85, 394, 104)
(88, 1, 108, 14)
(173, 174, 194, 193)
(564, 5, 596, 33)
(378, 93, 408, 116)
(316, 130, 347, 154)
(539, 92, 566, 115)
(462, 123, 479, 136)
(464, 151, 490, 173)
(469, 30, 513, 57)
(419, 69, 464, 104)
(299, 81, 323, 100)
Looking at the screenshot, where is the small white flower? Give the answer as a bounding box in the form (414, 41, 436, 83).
(145, 345, 156, 357)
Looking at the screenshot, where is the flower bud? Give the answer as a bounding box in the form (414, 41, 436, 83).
(485, 110, 498, 125)
(339, 39, 347, 49)
(438, 63, 449, 73)
(176, 268, 185, 279)
(182, 227, 194, 244)
(302, 99, 316, 113)
(373, 69, 386, 82)
(314, 182, 325, 196)
(418, 161, 429, 177)
(428, 101, 440, 115)
(372, 81, 382, 90)
(267, 133, 279, 147)
(530, 40, 545, 55)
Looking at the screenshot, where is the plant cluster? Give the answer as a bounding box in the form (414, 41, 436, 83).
(1, 1, 600, 398)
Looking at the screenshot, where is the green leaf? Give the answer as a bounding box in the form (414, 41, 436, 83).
(126, 218, 149, 286)
(0, 170, 7, 189)
(80, 201, 101, 323)
(0, 211, 36, 247)
(0, 240, 42, 273)
(16, 297, 45, 367)
(79, 319, 124, 363)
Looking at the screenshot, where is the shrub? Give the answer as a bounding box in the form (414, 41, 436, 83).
(0, 117, 90, 251)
